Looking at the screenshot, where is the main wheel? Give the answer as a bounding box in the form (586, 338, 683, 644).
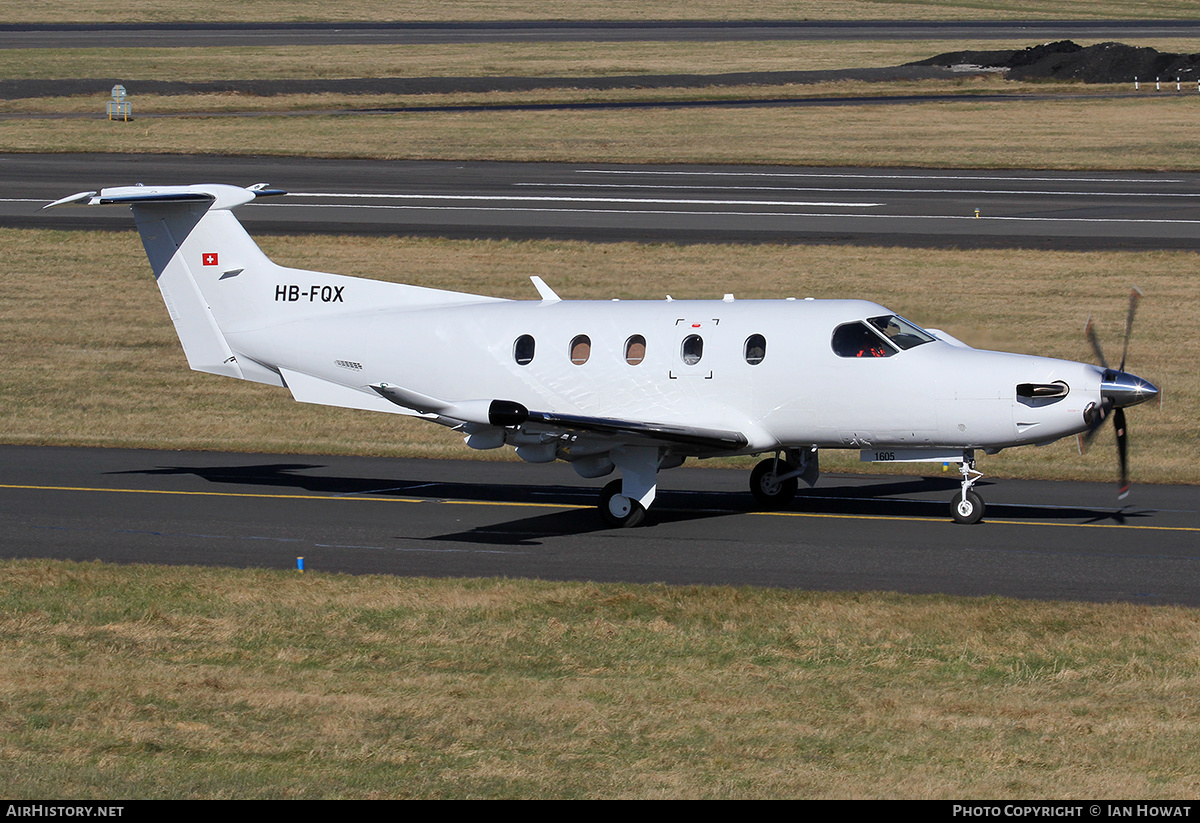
(750, 458, 798, 508)
(599, 479, 647, 528)
(951, 489, 985, 525)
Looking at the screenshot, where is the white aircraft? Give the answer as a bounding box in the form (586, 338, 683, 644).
(48, 183, 1159, 526)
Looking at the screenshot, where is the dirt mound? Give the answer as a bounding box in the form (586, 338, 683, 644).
(910, 40, 1200, 83)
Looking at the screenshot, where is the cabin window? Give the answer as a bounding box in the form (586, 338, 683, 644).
(831, 322, 897, 358)
(744, 334, 766, 365)
(514, 334, 535, 365)
(681, 334, 704, 366)
(624, 334, 646, 365)
(570, 334, 591, 365)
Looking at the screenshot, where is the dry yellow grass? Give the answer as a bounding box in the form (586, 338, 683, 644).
(1, 229, 1194, 484)
(13, 0, 1200, 24)
(7, 94, 1200, 171)
(3, 558, 1200, 798)
(9, 38, 1200, 85)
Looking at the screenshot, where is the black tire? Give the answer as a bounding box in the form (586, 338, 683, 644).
(951, 489, 985, 525)
(749, 458, 798, 508)
(599, 479, 647, 528)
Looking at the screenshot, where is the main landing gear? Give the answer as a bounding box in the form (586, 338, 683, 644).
(596, 445, 658, 528)
(951, 458, 985, 525)
(599, 479, 647, 528)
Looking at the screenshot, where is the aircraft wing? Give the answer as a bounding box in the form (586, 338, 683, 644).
(369, 384, 748, 452)
(505, 406, 749, 451)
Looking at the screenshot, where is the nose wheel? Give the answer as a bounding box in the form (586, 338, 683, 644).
(950, 459, 985, 524)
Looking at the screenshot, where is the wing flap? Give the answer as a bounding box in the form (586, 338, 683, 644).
(370, 385, 748, 452)
(521, 409, 748, 451)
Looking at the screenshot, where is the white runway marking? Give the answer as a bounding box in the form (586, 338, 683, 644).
(574, 169, 1187, 184)
(260, 202, 1200, 225)
(517, 182, 1200, 199)
(283, 192, 883, 208)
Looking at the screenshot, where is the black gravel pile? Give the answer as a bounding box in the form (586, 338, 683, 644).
(910, 40, 1200, 83)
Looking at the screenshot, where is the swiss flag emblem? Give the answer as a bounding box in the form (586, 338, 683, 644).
(202, 252, 219, 266)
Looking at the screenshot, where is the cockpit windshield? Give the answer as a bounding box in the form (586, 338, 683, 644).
(866, 315, 935, 351)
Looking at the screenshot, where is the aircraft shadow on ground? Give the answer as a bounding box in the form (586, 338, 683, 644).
(110, 462, 1153, 540)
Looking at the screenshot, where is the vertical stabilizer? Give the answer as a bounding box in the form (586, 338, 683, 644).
(46, 183, 504, 388)
(134, 202, 250, 380)
(47, 184, 280, 381)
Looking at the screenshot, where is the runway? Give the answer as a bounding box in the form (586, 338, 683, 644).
(6, 154, 1200, 250)
(5, 158, 1199, 604)
(2, 446, 1198, 605)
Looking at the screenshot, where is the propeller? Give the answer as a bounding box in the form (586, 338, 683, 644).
(1077, 287, 1157, 500)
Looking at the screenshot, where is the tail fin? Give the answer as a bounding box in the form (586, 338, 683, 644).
(47, 183, 501, 388)
(48, 184, 286, 383)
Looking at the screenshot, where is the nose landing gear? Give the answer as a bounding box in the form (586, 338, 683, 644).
(951, 457, 985, 525)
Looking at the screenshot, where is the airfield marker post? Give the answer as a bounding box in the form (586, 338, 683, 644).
(106, 84, 130, 121)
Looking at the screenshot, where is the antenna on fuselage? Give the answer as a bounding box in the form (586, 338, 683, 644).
(529, 276, 561, 303)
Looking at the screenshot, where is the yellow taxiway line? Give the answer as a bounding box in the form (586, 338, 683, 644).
(2, 483, 1198, 533)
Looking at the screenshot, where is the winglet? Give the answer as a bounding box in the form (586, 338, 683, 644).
(530, 276, 561, 303)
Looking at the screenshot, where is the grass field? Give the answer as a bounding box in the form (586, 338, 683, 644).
(10, 38, 1200, 85)
(10, 93, 1200, 171)
(3, 558, 1199, 799)
(7, 21, 1200, 171)
(13, 1, 1200, 24)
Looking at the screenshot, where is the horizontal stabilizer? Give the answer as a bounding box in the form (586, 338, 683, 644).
(44, 183, 286, 211)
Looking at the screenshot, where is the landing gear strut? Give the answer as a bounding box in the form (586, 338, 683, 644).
(951, 457, 985, 525)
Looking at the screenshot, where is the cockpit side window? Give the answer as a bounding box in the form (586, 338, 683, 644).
(867, 315, 935, 350)
(832, 322, 898, 358)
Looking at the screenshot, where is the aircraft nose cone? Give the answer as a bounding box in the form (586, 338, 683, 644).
(1100, 369, 1159, 408)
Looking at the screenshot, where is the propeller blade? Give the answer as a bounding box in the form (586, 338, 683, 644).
(1077, 401, 1109, 454)
(1085, 315, 1108, 370)
(1118, 286, 1143, 372)
(1114, 407, 1129, 500)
